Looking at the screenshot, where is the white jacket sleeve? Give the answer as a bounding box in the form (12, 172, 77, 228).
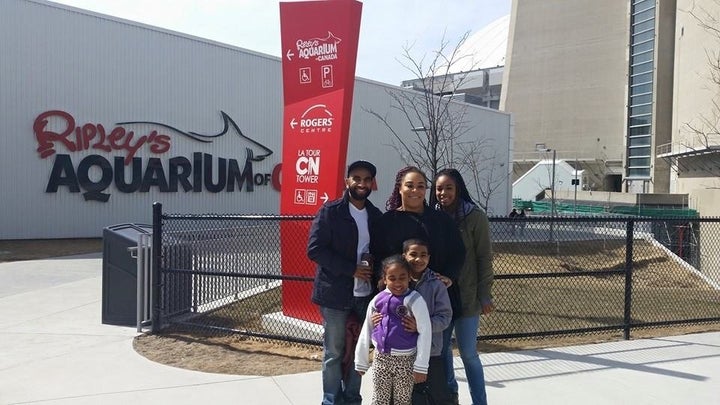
(409, 292, 432, 375)
(354, 297, 376, 373)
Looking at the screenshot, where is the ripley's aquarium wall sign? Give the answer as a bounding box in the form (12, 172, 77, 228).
(34, 110, 281, 202)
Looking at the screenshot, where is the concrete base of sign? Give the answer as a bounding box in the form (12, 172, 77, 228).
(261, 311, 324, 343)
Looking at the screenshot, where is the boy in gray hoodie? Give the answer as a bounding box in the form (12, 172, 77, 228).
(402, 238, 453, 404)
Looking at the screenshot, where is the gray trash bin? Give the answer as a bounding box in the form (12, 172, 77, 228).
(102, 223, 152, 326)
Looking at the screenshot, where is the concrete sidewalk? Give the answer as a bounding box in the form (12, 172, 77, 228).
(0, 254, 719, 404)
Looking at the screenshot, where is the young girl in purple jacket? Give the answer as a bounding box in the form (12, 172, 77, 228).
(355, 255, 432, 405)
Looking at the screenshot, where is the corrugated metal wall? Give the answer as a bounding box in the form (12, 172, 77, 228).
(0, 0, 511, 239)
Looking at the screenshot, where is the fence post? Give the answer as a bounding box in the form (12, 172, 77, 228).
(151, 202, 162, 332)
(623, 219, 634, 340)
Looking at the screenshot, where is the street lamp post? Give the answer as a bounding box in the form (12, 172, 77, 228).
(573, 156, 579, 216)
(549, 148, 556, 242)
(550, 148, 556, 217)
(536, 144, 556, 242)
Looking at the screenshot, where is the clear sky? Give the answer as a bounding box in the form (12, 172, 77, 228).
(48, 0, 511, 85)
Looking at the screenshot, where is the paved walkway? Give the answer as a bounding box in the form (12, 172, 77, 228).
(0, 254, 719, 404)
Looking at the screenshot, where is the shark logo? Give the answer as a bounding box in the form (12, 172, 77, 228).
(295, 31, 341, 62)
(119, 111, 273, 162)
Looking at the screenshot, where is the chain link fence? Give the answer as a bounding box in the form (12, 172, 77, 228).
(152, 206, 720, 347)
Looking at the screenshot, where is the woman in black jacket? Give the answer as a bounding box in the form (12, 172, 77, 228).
(371, 166, 465, 288)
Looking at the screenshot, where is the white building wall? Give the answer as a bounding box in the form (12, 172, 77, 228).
(1, 0, 512, 239)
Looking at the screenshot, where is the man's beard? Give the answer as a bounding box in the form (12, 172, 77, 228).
(348, 187, 371, 201)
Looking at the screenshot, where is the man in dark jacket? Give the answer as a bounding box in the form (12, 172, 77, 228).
(307, 160, 383, 405)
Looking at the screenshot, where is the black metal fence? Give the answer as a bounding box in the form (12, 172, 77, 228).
(151, 203, 720, 346)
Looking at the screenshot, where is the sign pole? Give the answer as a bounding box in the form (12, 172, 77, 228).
(278, 0, 363, 323)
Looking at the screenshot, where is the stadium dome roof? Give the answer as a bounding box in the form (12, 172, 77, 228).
(450, 14, 509, 73)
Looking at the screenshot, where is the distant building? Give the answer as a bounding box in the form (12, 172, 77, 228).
(513, 159, 583, 202)
(401, 1, 720, 215)
(659, 0, 720, 215)
(400, 14, 508, 110)
(502, 0, 720, 214)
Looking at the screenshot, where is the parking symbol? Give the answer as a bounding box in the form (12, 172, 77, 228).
(299, 68, 311, 84)
(306, 190, 318, 205)
(321, 65, 334, 88)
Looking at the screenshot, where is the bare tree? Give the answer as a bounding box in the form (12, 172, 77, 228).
(455, 138, 508, 212)
(363, 30, 506, 204)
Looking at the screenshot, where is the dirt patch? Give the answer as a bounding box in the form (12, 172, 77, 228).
(133, 332, 324, 376)
(131, 324, 720, 377)
(0, 239, 102, 262)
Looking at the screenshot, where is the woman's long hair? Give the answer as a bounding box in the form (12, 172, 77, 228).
(431, 168, 477, 221)
(385, 166, 428, 211)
